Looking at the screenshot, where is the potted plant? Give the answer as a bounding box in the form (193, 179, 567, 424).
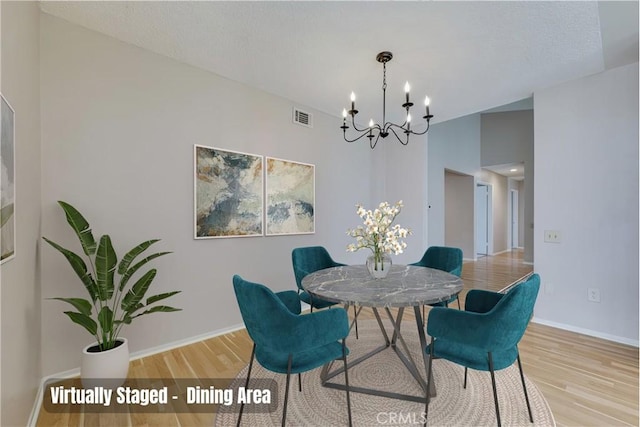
(43, 201, 181, 386)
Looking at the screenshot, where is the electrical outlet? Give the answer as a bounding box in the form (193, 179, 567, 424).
(544, 230, 561, 243)
(587, 288, 601, 303)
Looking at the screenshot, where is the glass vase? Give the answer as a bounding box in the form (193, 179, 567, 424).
(366, 253, 392, 279)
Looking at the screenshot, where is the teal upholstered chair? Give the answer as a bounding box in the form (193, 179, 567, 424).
(424, 273, 540, 427)
(232, 275, 352, 427)
(292, 246, 360, 338)
(411, 246, 463, 325)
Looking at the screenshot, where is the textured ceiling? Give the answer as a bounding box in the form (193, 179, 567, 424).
(40, 1, 638, 127)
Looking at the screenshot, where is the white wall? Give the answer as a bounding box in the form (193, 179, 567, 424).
(481, 110, 534, 262)
(427, 114, 481, 248)
(1, 2, 42, 425)
(39, 14, 372, 376)
(382, 136, 429, 263)
(534, 62, 639, 344)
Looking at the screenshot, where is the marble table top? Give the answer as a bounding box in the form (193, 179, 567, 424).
(301, 264, 463, 308)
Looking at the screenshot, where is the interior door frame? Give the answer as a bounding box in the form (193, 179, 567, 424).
(509, 188, 519, 249)
(475, 181, 493, 258)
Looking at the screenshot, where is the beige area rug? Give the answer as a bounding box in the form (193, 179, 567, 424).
(215, 319, 555, 426)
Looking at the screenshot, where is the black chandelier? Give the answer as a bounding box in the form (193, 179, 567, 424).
(341, 51, 433, 149)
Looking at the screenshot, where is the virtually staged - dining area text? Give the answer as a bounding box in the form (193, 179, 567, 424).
(1, 1, 638, 427)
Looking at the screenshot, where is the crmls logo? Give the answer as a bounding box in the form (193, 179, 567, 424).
(376, 411, 427, 425)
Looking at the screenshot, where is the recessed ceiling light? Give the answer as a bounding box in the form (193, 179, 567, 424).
(510, 168, 518, 172)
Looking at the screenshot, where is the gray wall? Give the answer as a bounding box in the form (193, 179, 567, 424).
(533, 62, 639, 344)
(444, 171, 474, 257)
(427, 114, 481, 253)
(39, 14, 372, 376)
(481, 110, 534, 262)
(1, 2, 42, 426)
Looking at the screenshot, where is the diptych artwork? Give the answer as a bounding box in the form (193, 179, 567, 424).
(1, 95, 15, 263)
(266, 157, 315, 236)
(194, 145, 263, 238)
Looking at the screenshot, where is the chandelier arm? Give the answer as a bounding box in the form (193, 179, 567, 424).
(370, 132, 382, 149)
(388, 127, 410, 146)
(407, 120, 431, 136)
(350, 115, 371, 133)
(343, 129, 378, 144)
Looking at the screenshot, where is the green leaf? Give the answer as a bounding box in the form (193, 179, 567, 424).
(63, 311, 98, 336)
(97, 306, 114, 335)
(118, 239, 163, 275)
(42, 237, 98, 302)
(0, 203, 14, 227)
(58, 201, 97, 256)
(95, 235, 116, 301)
(114, 314, 133, 326)
(121, 269, 157, 312)
(49, 297, 92, 316)
(146, 291, 181, 306)
(119, 252, 170, 292)
(131, 305, 182, 319)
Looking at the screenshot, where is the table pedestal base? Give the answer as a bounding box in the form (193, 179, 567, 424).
(320, 305, 434, 403)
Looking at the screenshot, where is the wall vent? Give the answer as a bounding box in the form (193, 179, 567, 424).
(293, 107, 313, 128)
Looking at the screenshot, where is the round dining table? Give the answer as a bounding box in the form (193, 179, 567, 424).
(302, 264, 463, 403)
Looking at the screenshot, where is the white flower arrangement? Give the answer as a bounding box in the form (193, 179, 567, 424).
(346, 200, 411, 271)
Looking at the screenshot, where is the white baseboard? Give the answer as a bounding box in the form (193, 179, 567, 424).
(531, 317, 639, 347)
(28, 322, 247, 427)
(492, 249, 511, 256)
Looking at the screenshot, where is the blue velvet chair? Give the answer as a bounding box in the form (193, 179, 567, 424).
(410, 246, 463, 324)
(232, 275, 352, 427)
(424, 273, 540, 427)
(292, 246, 360, 338)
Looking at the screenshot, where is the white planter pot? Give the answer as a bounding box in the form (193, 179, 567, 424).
(81, 338, 130, 389)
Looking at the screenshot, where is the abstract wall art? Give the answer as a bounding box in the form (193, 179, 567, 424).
(1, 94, 15, 263)
(194, 145, 263, 238)
(266, 157, 315, 236)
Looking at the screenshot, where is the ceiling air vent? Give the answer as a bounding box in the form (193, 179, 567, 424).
(293, 107, 313, 128)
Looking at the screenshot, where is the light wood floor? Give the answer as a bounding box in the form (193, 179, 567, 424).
(36, 250, 639, 426)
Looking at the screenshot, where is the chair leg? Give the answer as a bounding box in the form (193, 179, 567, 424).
(237, 344, 256, 427)
(342, 339, 353, 427)
(456, 297, 461, 310)
(353, 305, 359, 339)
(298, 373, 302, 392)
(488, 352, 501, 427)
(517, 354, 534, 423)
(282, 354, 293, 427)
(422, 305, 426, 327)
(463, 367, 468, 389)
(424, 337, 435, 426)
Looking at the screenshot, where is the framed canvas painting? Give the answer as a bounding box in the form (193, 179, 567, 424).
(194, 145, 263, 238)
(266, 157, 315, 236)
(1, 94, 15, 264)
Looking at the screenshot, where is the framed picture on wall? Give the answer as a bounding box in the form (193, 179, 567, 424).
(265, 157, 315, 236)
(194, 145, 263, 238)
(1, 94, 15, 264)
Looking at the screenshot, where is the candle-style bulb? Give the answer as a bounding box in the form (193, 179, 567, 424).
(369, 119, 374, 128)
(404, 82, 411, 93)
(342, 108, 347, 118)
(350, 92, 356, 102)
(407, 113, 412, 123)
(424, 96, 430, 106)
